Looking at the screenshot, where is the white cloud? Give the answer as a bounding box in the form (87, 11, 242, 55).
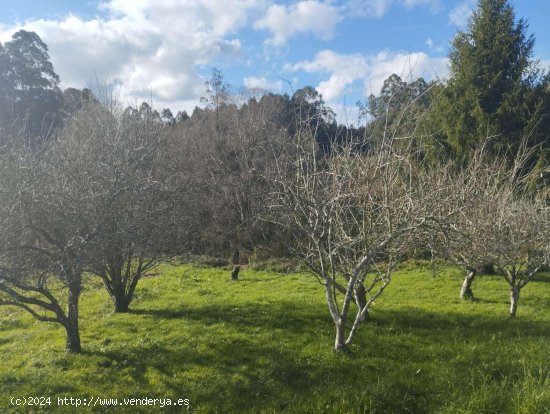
(289, 49, 448, 102)
(425, 37, 444, 53)
(344, 0, 393, 18)
(254, 1, 342, 45)
(449, 0, 475, 28)
(0, 0, 451, 115)
(402, 0, 441, 13)
(329, 102, 363, 126)
(344, 0, 440, 18)
(289, 50, 368, 101)
(243, 76, 283, 91)
(0, 0, 261, 111)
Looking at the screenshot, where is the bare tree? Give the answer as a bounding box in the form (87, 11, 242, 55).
(266, 134, 456, 350)
(60, 104, 183, 313)
(0, 102, 187, 356)
(436, 144, 550, 313)
(171, 91, 290, 256)
(481, 190, 549, 317)
(431, 149, 507, 300)
(0, 138, 97, 352)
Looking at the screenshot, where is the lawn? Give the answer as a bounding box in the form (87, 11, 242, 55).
(1, 262, 550, 413)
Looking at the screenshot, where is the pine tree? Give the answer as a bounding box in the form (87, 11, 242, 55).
(431, 0, 548, 162)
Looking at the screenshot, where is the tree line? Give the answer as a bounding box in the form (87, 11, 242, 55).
(0, 0, 549, 352)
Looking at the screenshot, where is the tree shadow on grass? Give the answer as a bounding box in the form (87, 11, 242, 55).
(97, 301, 439, 412)
(83, 341, 348, 412)
(120, 300, 550, 411)
(530, 273, 550, 283)
(472, 297, 505, 304)
(129, 301, 329, 334)
(373, 307, 550, 339)
(0, 337, 12, 346)
(232, 274, 294, 284)
(9, 298, 550, 413)
(83, 331, 433, 413)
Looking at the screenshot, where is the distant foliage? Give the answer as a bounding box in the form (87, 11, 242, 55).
(360, 73, 435, 154)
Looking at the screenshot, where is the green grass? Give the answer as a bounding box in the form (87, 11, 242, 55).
(1, 263, 550, 413)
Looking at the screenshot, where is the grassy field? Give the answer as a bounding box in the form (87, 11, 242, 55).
(1, 262, 550, 413)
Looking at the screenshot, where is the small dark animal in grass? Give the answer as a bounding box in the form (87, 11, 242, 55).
(231, 249, 240, 280)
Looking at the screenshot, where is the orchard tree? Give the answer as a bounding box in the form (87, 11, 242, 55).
(437, 144, 550, 313)
(59, 104, 185, 313)
(0, 103, 188, 355)
(431, 149, 507, 300)
(482, 188, 549, 317)
(0, 140, 97, 353)
(266, 133, 458, 351)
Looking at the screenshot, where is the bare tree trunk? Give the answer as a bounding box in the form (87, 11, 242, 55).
(334, 321, 346, 351)
(509, 285, 520, 318)
(101, 265, 126, 313)
(114, 296, 130, 313)
(102, 263, 142, 313)
(113, 275, 141, 313)
(323, 279, 347, 351)
(110, 280, 130, 313)
(231, 265, 240, 280)
(121, 274, 141, 313)
(65, 277, 81, 353)
(231, 249, 240, 280)
(459, 270, 476, 300)
(354, 283, 369, 321)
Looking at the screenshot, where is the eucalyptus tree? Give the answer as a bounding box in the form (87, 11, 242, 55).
(0, 30, 63, 145)
(363, 74, 433, 154)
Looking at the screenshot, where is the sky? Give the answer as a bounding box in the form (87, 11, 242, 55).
(1, 0, 549, 124)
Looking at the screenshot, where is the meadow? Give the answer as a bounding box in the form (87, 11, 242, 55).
(1, 262, 550, 413)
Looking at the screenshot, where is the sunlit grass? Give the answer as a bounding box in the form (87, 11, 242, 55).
(1, 262, 549, 413)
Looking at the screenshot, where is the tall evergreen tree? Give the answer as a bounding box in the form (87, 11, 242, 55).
(430, 0, 548, 161)
(0, 30, 63, 145)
